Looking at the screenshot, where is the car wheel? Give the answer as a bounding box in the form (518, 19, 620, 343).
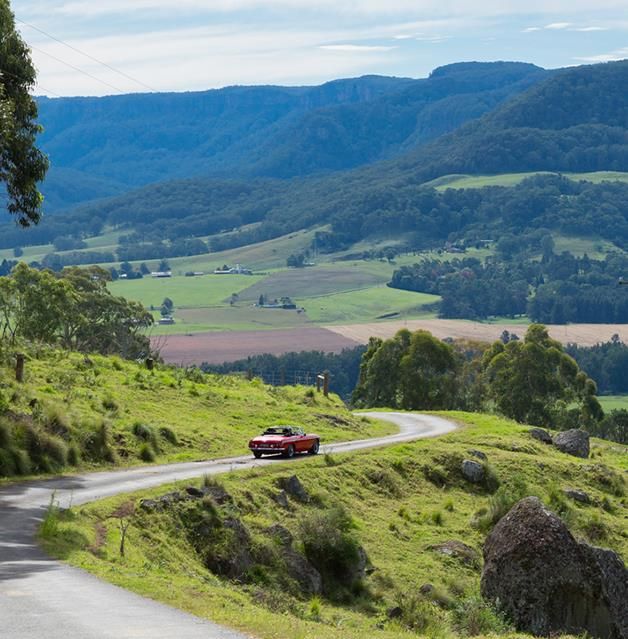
(308, 440, 320, 455)
(253, 451, 263, 459)
(284, 444, 295, 458)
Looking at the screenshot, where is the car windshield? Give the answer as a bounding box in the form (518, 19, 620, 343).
(263, 427, 293, 436)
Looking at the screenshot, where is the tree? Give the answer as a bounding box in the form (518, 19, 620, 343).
(157, 259, 170, 272)
(482, 324, 602, 428)
(0, 0, 49, 225)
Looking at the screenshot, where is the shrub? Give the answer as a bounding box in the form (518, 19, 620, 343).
(0, 448, 16, 476)
(582, 513, 609, 542)
(101, 395, 119, 413)
(473, 475, 528, 533)
(452, 597, 512, 636)
(324, 452, 337, 467)
(159, 426, 178, 445)
(546, 483, 573, 522)
(132, 422, 159, 450)
(0, 420, 11, 448)
(83, 419, 116, 463)
(482, 463, 500, 493)
(67, 443, 81, 466)
(299, 505, 362, 597)
(39, 404, 72, 438)
(25, 427, 68, 472)
(307, 596, 322, 621)
(139, 443, 156, 462)
(392, 592, 444, 633)
(444, 499, 455, 512)
(431, 511, 444, 526)
(11, 448, 31, 475)
(366, 466, 402, 497)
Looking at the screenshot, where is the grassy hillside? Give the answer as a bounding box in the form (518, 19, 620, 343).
(0, 348, 394, 481)
(42, 412, 627, 639)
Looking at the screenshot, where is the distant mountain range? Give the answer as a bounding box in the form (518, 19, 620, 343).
(36, 61, 547, 212)
(3, 59, 627, 254)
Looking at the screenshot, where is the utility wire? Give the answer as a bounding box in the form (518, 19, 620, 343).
(0, 67, 64, 98)
(28, 43, 126, 94)
(17, 18, 157, 93)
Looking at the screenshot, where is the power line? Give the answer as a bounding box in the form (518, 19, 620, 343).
(17, 18, 157, 93)
(0, 67, 63, 98)
(28, 43, 126, 94)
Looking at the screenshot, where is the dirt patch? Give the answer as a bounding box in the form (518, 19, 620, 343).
(326, 320, 628, 347)
(156, 328, 360, 365)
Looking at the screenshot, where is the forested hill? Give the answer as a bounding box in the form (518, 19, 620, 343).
(391, 59, 628, 180)
(36, 61, 546, 211)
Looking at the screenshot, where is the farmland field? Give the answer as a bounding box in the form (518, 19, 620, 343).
(597, 395, 628, 412)
(429, 170, 628, 191)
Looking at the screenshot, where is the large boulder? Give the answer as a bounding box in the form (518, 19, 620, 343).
(429, 540, 480, 567)
(481, 497, 628, 639)
(278, 475, 310, 502)
(530, 428, 553, 445)
(461, 459, 485, 484)
(554, 429, 590, 458)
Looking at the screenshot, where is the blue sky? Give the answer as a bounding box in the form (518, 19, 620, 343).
(13, 0, 628, 97)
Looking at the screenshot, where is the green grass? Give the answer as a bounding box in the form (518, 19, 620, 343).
(598, 395, 628, 412)
(0, 348, 394, 483)
(429, 171, 628, 191)
(42, 411, 627, 639)
(552, 235, 621, 259)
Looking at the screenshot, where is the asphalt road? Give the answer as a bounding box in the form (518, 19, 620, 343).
(0, 412, 457, 639)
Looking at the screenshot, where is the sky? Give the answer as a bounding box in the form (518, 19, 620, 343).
(12, 0, 628, 97)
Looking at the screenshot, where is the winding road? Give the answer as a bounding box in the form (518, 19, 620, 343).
(0, 412, 457, 639)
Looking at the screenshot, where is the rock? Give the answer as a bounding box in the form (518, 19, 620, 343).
(468, 449, 487, 461)
(430, 540, 480, 567)
(481, 496, 628, 639)
(139, 498, 161, 512)
(564, 488, 593, 504)
(419, 583, 435, 596)
(278, 475, 310, 502)
(274, 490, 290, 509)
(554, 429, 590, 459)
(267, 524, 293, 546)
(205, 518, 253, 581)
(284, 548, 323, 595)
(202, 484, 233, 505)
(387, 606, 403, 619)
(185, 486, 204, 498)
(461, 459, 485, 484)
(530, 428, 553, 445)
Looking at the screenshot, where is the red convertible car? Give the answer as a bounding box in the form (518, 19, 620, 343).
(249, 425, 320, 459)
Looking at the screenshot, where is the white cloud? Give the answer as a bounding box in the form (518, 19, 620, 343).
(319, 44, 397, 52)
(574, 47, 628, 63)
(522, 27, 542, 32)
(572, 26, 608, 32)
(544, 22, 571, 29)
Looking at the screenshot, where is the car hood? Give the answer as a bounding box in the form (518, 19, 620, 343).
(250, 435, 288, 443)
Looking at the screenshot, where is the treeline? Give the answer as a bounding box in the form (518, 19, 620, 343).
(202, 347, 365, 401)
(567, 337, 628, 395)
(390, 247, 628, 323)
(354, 325, 626, 444)
(0, 264, 152, 358)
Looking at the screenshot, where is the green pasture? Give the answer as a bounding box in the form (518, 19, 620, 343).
(598, 395, 628, 412)
(430, 171, 628, 191)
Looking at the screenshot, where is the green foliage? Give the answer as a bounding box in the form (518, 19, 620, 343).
(299, 505, 362, 598)
(483, 324, 603, 428)
(473, 474, 529, 533)
(138, 443, 157, 462)
(0, 0, 48, 225)
(353, 329, 458, 410)
(158, 426, 178, 446)
(452, 597, 512, 636)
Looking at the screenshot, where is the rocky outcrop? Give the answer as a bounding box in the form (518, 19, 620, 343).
(429, 540, 480, 567)
(564, 488, 593, 504)
(530, 428, 553, 444)
(554, 429, 590, 458)
(461, 459, 485, 484)
(481, 497, 628, 639)
(278, 475, 310, 502)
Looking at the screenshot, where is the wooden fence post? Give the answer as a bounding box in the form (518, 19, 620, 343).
(15, 353, 25, 383)
(146, 358, 154, 371)
(323, 372, 330, 397)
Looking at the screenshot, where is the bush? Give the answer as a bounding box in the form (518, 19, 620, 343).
(431, 511, 444, 526)
(452, 597, 512, 636)
(67, 443, 81, 466)
(11, 448, 31, 475)
(25, 427, 68, 472)
(0, 448, 16, 476)
(83, 419, 116, 463)
(39, 404, 71, 438)
(482, 463, 500, 493)
(159, 426, 178, 445)
(299, 505, 362, 597)
(139, 443, 156, 462)
(132, 422, 159, 450)
(0, 420, 11, 448)
(101, 395, 119, 413)
(473, 475, 528, 533)
(391, 592, 445, 633)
